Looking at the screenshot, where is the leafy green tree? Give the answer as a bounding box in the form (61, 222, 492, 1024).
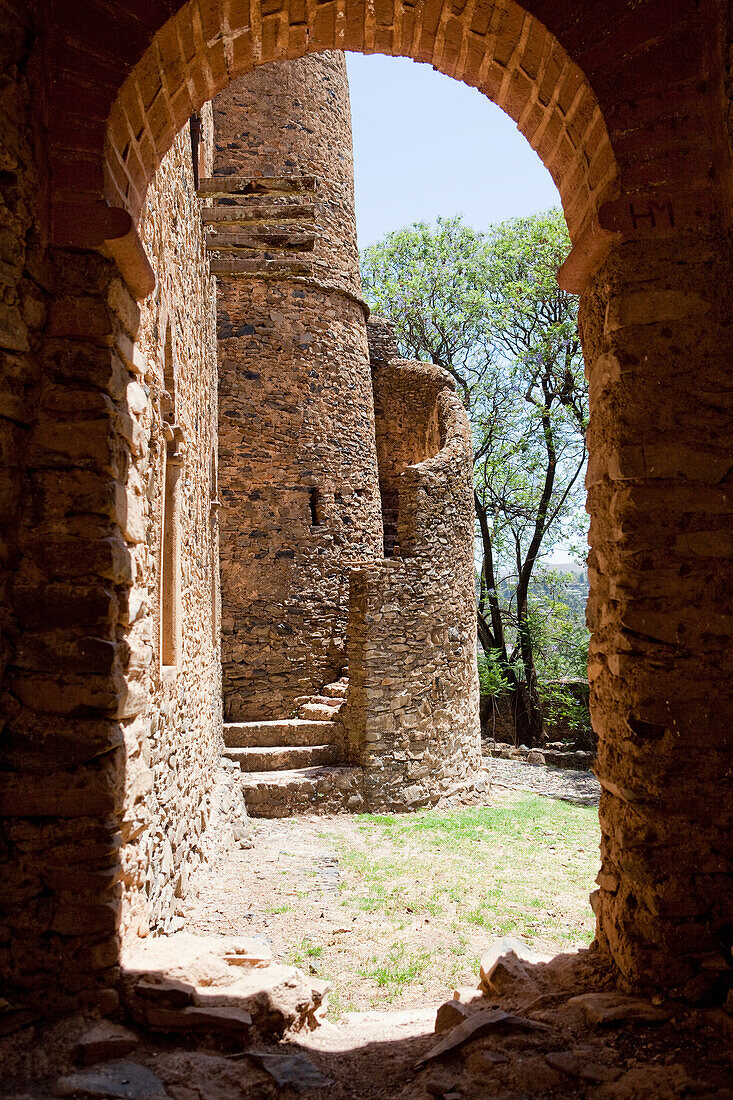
(361, 211, 587, 746)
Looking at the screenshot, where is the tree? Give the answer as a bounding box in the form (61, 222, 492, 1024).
(361, 211, 588, 746)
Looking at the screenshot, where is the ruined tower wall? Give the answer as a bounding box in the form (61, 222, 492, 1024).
(213, 53, 383, 721)
(344, 354, 482, 809)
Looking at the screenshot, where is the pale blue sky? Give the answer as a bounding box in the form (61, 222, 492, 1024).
(346, 54, 578, 565)
(346, 52, 560, 249)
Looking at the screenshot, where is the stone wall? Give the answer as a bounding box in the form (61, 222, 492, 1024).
(213, 53, 383, 722)
(118, 106, 251, 941)
(0, 68, 250, 1008)
(582, 233, 733, 999)
(343, 352, 482, 809)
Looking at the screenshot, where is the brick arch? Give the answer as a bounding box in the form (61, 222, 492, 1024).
(98, 0, 619, 295)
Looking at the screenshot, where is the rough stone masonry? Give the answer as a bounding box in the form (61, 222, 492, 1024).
(2, 0, 732, 1015)
(210, 52, 481, 812)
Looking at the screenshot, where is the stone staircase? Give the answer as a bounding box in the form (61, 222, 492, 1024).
(223, 676, 360, 817)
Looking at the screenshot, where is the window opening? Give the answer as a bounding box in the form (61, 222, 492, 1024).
(189, 113, 202, 190)
(160, 320, 182, 670)
(309, 486, 325, 527)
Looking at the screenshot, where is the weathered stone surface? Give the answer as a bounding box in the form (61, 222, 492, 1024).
(122, 932, 320, 1037)
(110, 107, 252, 947)
(57, 1061, 168, 1098)
(567, 992, 670, 1025)
(434, 999, 474, 1033)
(133, 977, 196, 1009)
(418, 1008, 548, 1065)
(193, 964, 316, 1034)
(248, 1050, 334, 1090)
(214, 54, 382, 727)
(545, 1050, 621, 1083)
(479, 937, 551, 995)
(74, 1023, 140, 1066)
(138, 1004, 252, 1035)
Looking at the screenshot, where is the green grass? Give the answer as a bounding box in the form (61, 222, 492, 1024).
(262, 793, 599, 1012)
(324, 795, 599, 1006)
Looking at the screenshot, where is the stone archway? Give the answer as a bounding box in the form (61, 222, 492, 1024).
(2, 0, 732, 1013)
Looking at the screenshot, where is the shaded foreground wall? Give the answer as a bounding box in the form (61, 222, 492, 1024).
(2, 0, 733, 1013)
(582, 235, 733, 1000)
(118, 107, 250, 943)
(214, 53, 383, 722)
(0, 16, 249, 1004)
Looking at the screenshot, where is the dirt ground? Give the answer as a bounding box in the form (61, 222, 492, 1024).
(182, 786, 599, 1014)
(2, 775, 731, 1099)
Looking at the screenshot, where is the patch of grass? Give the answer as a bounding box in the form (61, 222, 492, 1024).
(358, 942, 436, 1002)
(262, 792, 599, 1016)
(287, 938, 324, 967)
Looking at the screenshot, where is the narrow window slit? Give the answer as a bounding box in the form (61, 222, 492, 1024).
(309, 487, 325, 527)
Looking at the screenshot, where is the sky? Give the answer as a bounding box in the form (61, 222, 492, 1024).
(345, 53, 561, 249)
(346, 54, 577, 566)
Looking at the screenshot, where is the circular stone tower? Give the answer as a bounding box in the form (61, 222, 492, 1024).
(210, 51, 383, 722)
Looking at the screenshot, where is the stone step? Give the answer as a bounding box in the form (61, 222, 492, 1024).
(205, 227, 316, 252)
(225, 744, 339, 771)
(223, 719, 335, 749)
(298, 702, 340, 721)
(322, 681, 348, 698)
(238, 766, 360, 818)
(201, 203, 316, 225)
(197, 175, 318, 198)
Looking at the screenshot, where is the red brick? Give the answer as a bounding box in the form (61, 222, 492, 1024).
(231, 30, 255, 74)
(374, 0, 394, 27)
(519, 18, 547, 81)
(538, 45, 565, 107)
(469, 0, 493, 38)
(493, 4, 524, 67)
(372, 26, 393, 54)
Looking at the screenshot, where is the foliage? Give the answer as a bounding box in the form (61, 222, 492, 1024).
(361, 216, 494, 407)
(476, 649, 509, 697)
(539, 683, 589, 741)
(527, 570, 590, 683)
(362, 211, 588, 745)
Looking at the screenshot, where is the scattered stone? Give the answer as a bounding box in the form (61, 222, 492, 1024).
(479, 936, 550, 995)
(74, 1023, 140, 1066)
(138, 1004, 252, 1035)
(568, 992, 670, 1026)
(192, 963, 318, 1034)
(221, 936, 272, 968)
(463, 1050, 509, 1071)
(425, 1079, 462, 1098)
(56, 1061, 168, 1099)
(418, 1008, 549, 1065)
(435, 1000, 474, 1034)
(134, 977, 195, 1009)
(248, 1050, 334, 1090)
(450, 987, 484, 1007)
(152, 1052, 269, 1100)
(595, 1062, 694, 1099)
(545, 1050, 621, 1082)
(488, 756, 600, 805)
